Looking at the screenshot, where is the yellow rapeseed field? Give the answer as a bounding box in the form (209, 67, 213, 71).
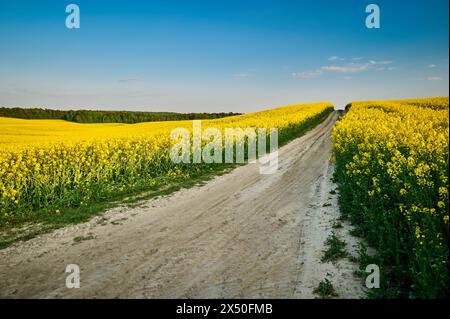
(332, 97, 449, 298)
(0, 102, 333, 226)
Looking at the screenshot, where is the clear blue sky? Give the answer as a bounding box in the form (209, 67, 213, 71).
(0, 0, 448, 111)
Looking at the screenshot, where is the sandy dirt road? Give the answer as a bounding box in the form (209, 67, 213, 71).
(0, 111, 365, 298)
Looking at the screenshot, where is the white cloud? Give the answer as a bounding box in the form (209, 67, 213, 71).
(427, 76, 442, 81)
(428, 64, 437, 68)
(322, 59, 394, 73)
(328, 56, 347, 61)
(291, 70, 323, 79)
(293, 58, 395, 79)
(369, 60, 393, 65)
(321, 63, 370, 73)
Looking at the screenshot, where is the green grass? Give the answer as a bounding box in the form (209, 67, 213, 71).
(322, 232, 347, 262)
(331, 221, 343, 229)
(313, 278, 338, 298)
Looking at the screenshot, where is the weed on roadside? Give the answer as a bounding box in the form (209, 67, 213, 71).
(322, 232, 347, 262)
(313, 278, 338, 298)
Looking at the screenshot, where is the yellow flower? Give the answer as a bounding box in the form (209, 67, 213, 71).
(415, 226, 421, 239)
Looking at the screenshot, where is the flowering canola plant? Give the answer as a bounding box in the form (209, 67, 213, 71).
(332, 97, 449, 298)
(0, 102, 333, 227)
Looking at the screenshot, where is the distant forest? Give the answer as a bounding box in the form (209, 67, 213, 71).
(0, 107, 241, 123)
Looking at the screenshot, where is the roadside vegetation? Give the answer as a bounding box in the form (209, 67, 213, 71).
(313, 278, 338, 299)
(332, 97, 449, 298)
(321, 232, 347, 262)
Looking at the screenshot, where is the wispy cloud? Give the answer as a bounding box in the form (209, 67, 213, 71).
(376, 66, 395, 71)
(428, 64, 437, 68)
(321, 63, 370, 73)
(427, 76, 442, 81)
(369, 60, 393, 65)
(118, 77, 144, 83)
(328, 56, 364, 62)
(328, 56, 346, 61)
(343, 76, 353, 80)
(293, 58, 395, 79)
(291, 70, 323, 79)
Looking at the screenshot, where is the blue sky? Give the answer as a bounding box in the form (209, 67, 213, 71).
(0, 0, 448, 112)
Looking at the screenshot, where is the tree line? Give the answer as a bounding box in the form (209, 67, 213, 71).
(0, 107, 241, 123)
